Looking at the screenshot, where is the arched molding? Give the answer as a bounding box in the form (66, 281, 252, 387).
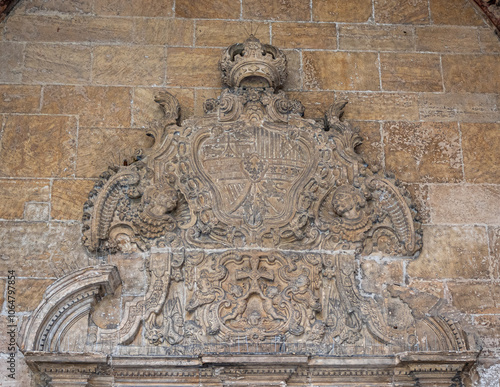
(19, 265, 121, 353)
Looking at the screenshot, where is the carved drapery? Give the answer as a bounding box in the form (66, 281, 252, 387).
(20, 36, 478, 386)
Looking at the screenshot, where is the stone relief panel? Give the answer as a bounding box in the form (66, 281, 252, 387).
(20, 36, 478, 386)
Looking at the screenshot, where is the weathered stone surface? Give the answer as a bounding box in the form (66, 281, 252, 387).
(418, 93, 500, 122)
(134, 18, 194, 46)
(24, 202, 50, 221)
(374, 0, 429, 24)
(108, 254, 147, 295)
(0, 115, 77, 178)
(429, 185, 500, 225)
(76, 128, 154, 178)
(442, 54, 500, 93)
(4, 15, 134, 43)
(479, 28, 500, 53)
(19, 0, 92, 14)
(93, 46, 165, 86)
(94, 0, 173, 17)
(282, 49, 302, 90)
(23, 43, 91, 84)
(243, 0, 310, 21)
(303, 51, 379, 91)
(380, 53, 443, 92)
(194, 88, 222, 116)
(407, 279, 445, 299)
(166, 48, 220, 87)
(14, 279, 55, 312)
(339, 24, 415, 51)
(176, 0, 239, 19)
(383, 122, 462, 183)
(195, 21, 270, 47)
(41, 86, 132, 128)
(0, 180, 49, 220)
(461, 123, 500, 183)
(403, 183, 431, 224)
(91, 286, 122, 329)
(0, 282, 5, 315)
(337, 92, 419, 121)
(407, 225, 490, 279)
(286, 91, 335, 119)
(448, 281, 500, 314)
(360, 258, 404, 294)
(272, 22, 336, 49)
(416, 26, 481, 53)
(430, 0, 485, 26)
(312, 0, 372, 22)
(489, 227, 500, 279)
(351, 120, 384, 170)
(0, 85, 41, 113)
(0, 222, 92, 278)
(0, 42, 24, 83)
(132, 87, 194, 127)
(51, 179, 96, 220)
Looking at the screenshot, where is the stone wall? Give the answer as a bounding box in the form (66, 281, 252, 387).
(0, 0, 499, 385)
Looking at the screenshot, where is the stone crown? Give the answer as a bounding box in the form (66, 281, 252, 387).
(219, 35, 288, 90)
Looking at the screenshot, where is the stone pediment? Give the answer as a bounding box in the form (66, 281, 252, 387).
(19, 37, 478, 386)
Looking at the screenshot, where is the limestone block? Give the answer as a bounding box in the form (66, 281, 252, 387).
(134, 18, 194, 46)
(286, 91, 335, 119)
(23, 44, 91, 84)
(0, 115, 77, 178)
(4, 15, 134, 44)
(24, 202, 50, 221)
(383, 122, 462, 183)
(243, 0, 310, 21)
(19, 0, 92, 14)
(76, 128, 154, 178)
(461, 123, 500, 183)
(429, 184, 500, 225)
(418, 93, 499, 122)
(176, 0, 240, 19)
(360, 258, 404, 294)
(416, 26, 481, 53)
(312, 0, 372, 22)
(448, 281, 500, 314)
(194, 88, 222, 116)
(195, 21, 270, 47)
(407, 225, 490, 279)
(166, 48, 221, 88)
(132, 87, 194, 127)
(442, 54, 500, 93)
(488, 227, 500, 279)
(430, 0, 485, 26)
(0, 180, 50, 220)
(478, 28, 500, 53)
(0, 85, 41, 114)
(0, 223, 91, 278)
(303, 51, 380, 91)
(272, 22, 337, 49)
(339, 24, 415, 52)
(380, 53, 443, 92)
(350, 121, 384, 171)
(94, 0, 174, 17)
(0, 42, 24, 83)
(282, 50, 302, 90)
(13, 279, 55, 312)
(42, 86, 132, 128)
(374, 0, 429, 24)
(51, 179, 96, 220)
(336, 92, 419, 121)
(93, 46, 165, 86)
